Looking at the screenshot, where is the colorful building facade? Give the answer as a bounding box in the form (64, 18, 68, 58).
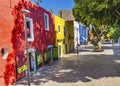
(0, 1, 83, 86)
(0, 0, 56, 85)
(58, 10, 75, 52)
(80, 24, 89, 45)
(54, 15, 74, 57)
(74, 21, 80, 48)
(54, 15, 66, 57)
(65, 21, 74, 53)
(74, 22, 89, 46)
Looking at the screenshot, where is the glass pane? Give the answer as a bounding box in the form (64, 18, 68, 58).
(26, 21, 31, 38)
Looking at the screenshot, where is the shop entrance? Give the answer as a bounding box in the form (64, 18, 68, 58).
(28, 49, 37, 72)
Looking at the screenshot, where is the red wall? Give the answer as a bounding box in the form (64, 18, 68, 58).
(0, 0, 55, 85)
(12, 0, 55, 79)
(0, 0, 21, 85)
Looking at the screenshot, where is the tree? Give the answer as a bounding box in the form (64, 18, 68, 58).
(73, 0, 120, 50)
(49, 8, 53, 13)
(35, 0, 42, 5)
(110, 21, 120, 42)
(73, 0, 120, 26)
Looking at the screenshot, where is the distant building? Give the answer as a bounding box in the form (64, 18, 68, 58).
(58, 10, 74, 52)
(74, 21, 80, 48)
(65, 21, 74, 52)
(54, 15, 66, 57)
(58, 10, 89, 47)
(118, 38, 120, 45)
(58, 10, 75, 21)
(80, 25, 89, 45)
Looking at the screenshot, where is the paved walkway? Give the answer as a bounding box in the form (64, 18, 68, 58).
(13, 44, 120, 86)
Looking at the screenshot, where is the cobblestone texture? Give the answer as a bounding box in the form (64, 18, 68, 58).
(13, 44, 120, 86)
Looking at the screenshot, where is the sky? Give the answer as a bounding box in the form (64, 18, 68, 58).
(30, 0, 74, 15)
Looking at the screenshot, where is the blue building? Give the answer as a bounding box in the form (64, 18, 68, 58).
(79, 24, 89, 45)
(118, 38, 120, 45)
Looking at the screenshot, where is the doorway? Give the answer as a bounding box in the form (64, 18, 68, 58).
(58, 45, 62, 57)
(65, 44, 67, 54)
(28, 49, 37, 72)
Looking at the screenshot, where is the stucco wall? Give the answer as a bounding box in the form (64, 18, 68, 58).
(54, 15, 65, 56)
(0, 0, 55, 85)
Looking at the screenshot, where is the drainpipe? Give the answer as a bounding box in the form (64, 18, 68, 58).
(42, 44, 44, 66)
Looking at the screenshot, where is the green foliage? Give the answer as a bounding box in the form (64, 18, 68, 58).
(73, 0, 120, 46)
(44, 52, 50, 61)
(91, 39, 98, 46)
(37, 54, 42, 65)
(110, 21, 120, 41)
(35, 0, 42, 5)
(49, 8, 53, 13)
(53, 47, 58, 58)
(17, 65, 27, 74)
(73, 0, 120, 27)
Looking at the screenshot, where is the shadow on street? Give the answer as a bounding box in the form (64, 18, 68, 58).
(13, 44, 120, 86)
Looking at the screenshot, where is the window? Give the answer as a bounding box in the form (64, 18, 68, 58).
(25, 17, 34, 41)
(58, 24, 60, 33)
(44, 13, 49, 30)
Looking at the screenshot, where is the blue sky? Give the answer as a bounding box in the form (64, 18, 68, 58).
(30, 0, 74, 15)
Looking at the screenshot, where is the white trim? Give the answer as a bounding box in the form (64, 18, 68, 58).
(74, 21, 80, 48)
(48, 45, 53, 48)
(24, 48, 36, 54)
(44, 13, 49, 31)
(58, 44, 62, 57)
(28, 48, 36, 52)
(25, 17, 34, 42)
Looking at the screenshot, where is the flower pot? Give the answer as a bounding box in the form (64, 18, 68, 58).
(48, 61, 52, 66)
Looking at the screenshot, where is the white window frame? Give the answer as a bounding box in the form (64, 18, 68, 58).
(58, 24, 61, 33)
(58, 44, 62, 57)
(44, 13, 49, 30)
(25, 17, 34, 42)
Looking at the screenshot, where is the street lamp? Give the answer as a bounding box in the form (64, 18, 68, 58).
(22, 9, 31, 86)
(76, 28, 79, 57)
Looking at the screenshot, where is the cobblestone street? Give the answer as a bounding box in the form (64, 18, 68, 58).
(13, 44, 120, 86)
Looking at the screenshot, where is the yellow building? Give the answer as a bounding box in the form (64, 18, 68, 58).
(57, 10, 74, 53)
(54, 15, 74, 57)
(65, 21, 74, 53)
(54, 15, 66, 57)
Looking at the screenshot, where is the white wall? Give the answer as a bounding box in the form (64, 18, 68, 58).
(74, 21, 80, 48)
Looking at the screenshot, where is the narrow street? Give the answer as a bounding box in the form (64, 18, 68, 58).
(13, 44, 120, 86)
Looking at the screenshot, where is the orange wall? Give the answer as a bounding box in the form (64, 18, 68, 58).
(0, 0, 55, 85)
(0, 0, 19, 85)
